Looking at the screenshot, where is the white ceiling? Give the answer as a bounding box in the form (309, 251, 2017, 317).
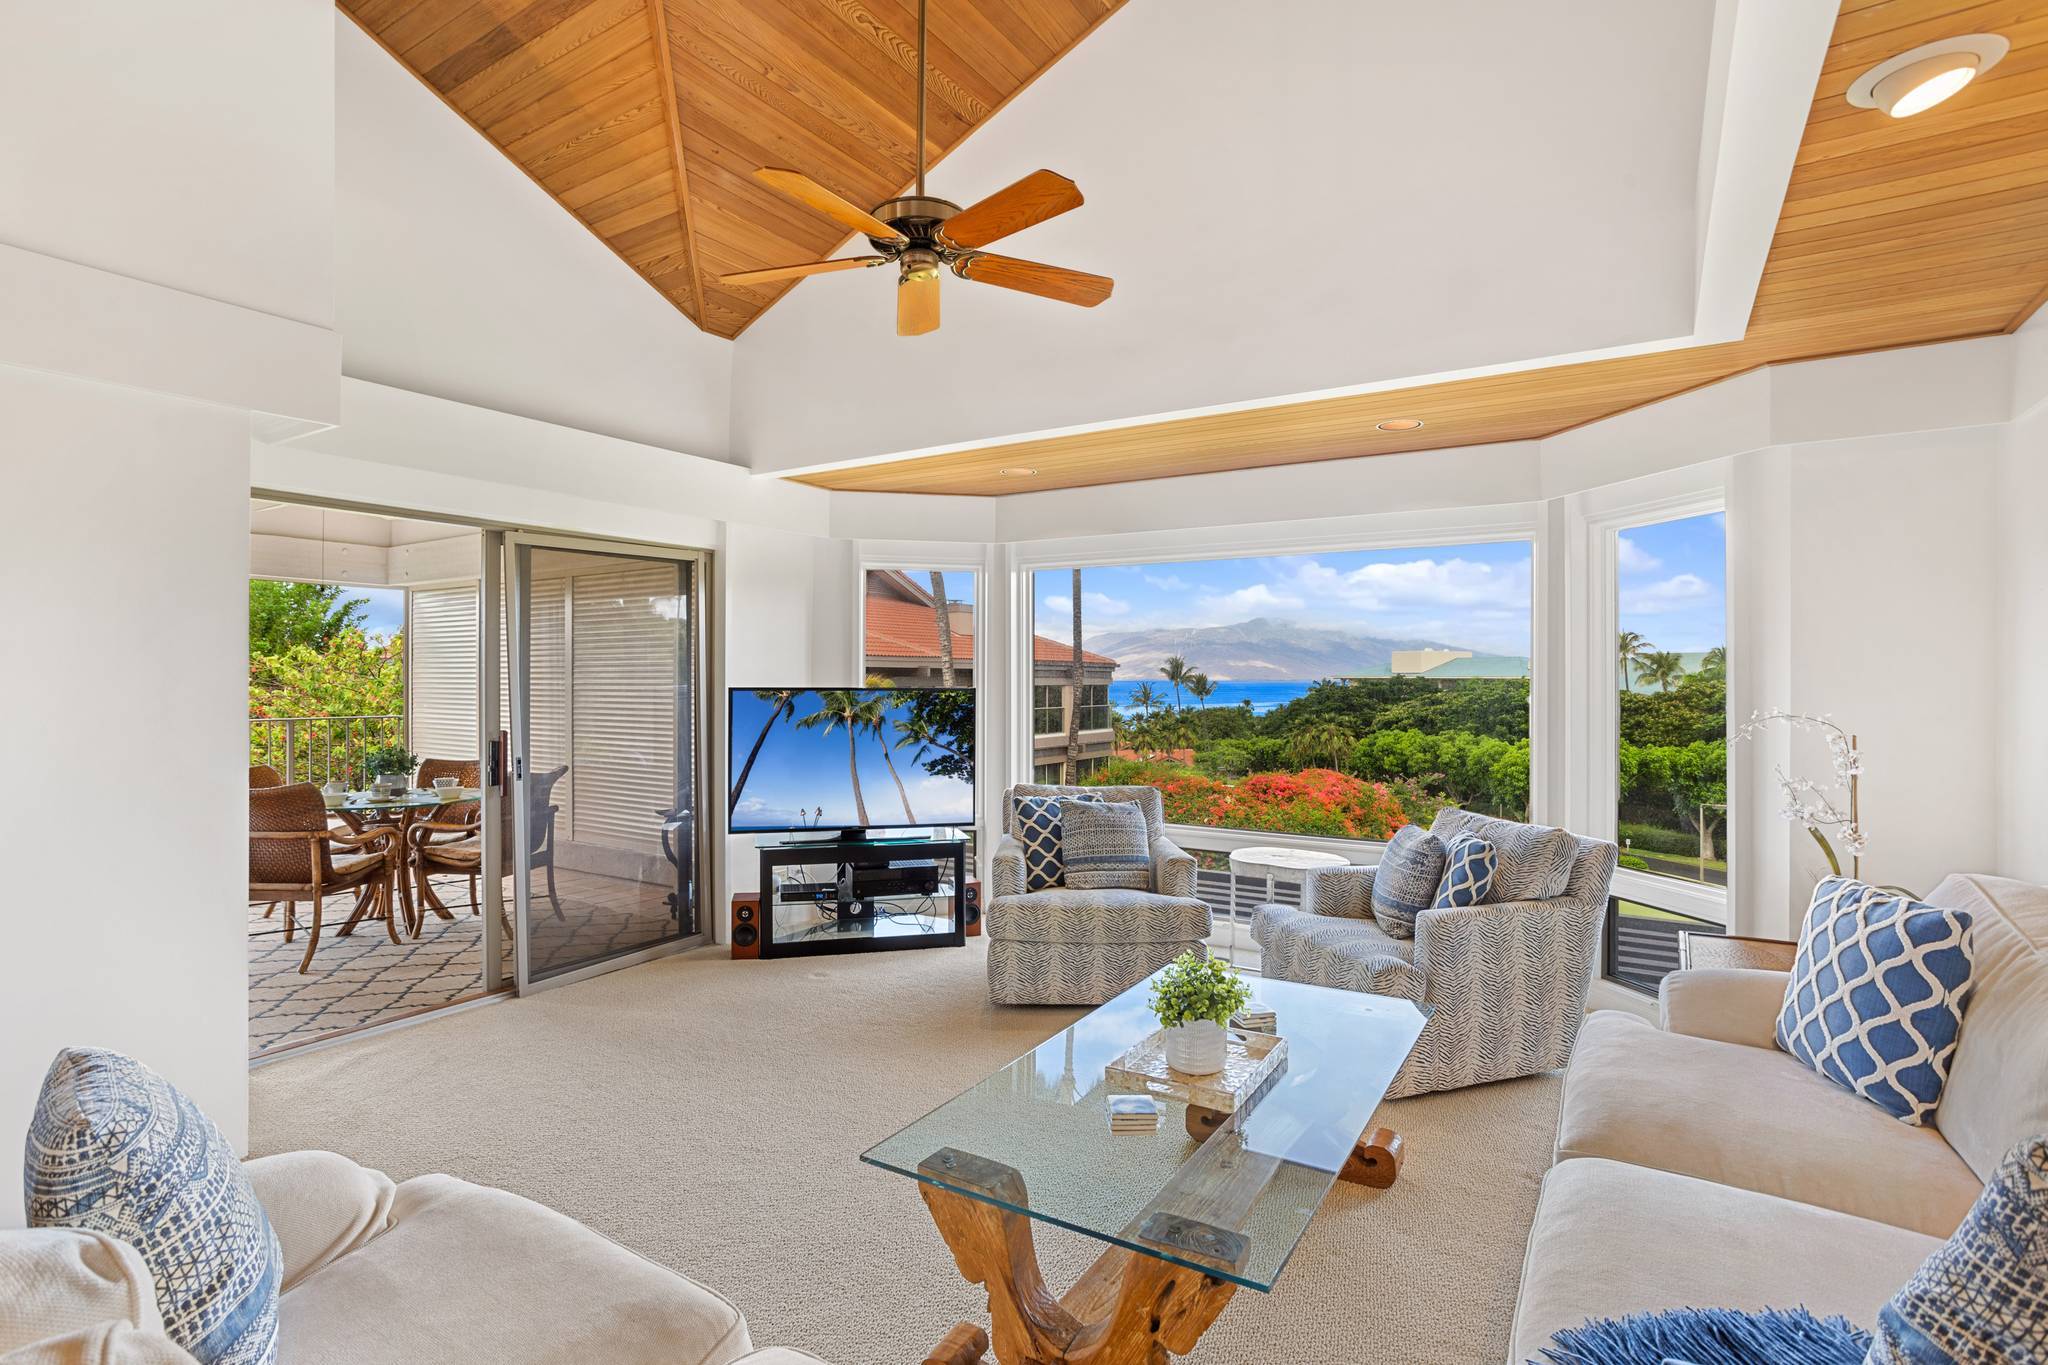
(726, 0, 1799, 477)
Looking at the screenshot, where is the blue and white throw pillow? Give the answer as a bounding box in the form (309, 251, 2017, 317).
(1775, 878, 1976, 1126)
(1433, 834, 1497, 909)
(1059, 798, 1152, 891)
(1011, 793, 1099, 891)
(1868, 1134, 2048, 1363)
(1371, 824, 1448, 939)
(26, 1049, 281, 1365)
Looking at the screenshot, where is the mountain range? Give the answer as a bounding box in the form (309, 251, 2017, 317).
(1083, 617, 1471, 681)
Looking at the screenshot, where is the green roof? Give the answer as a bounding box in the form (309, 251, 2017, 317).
(1418, 654, 1530, 679)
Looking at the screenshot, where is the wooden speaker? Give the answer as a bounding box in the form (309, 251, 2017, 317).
(730, 892, 761, 959)
(963, 878, 981, 937)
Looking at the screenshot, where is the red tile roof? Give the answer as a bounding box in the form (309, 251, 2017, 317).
(863, 595, 1117, 667)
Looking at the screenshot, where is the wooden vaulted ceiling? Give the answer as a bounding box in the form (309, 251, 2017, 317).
(795, 0, 2048, 494)
(341, 0, 1124, 338)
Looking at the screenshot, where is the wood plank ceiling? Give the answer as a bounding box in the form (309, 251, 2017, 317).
(795, 0, 2048, 494)
(341, 0, 1124, 339)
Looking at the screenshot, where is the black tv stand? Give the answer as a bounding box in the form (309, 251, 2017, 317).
(755, 833, 966, 959)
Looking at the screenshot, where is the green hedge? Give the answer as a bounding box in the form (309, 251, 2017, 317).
(1617, 821, 1698, 857)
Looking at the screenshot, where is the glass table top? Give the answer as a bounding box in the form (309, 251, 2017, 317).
(861, 970, 1426, 1292)
(328, 788, 483, 811)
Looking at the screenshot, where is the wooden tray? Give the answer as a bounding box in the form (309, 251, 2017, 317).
(1104, 1027, 1288, 1115)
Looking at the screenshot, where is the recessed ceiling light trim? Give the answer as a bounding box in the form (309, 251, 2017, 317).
(1847, 34, 2007, 117)
(1375, 418, 1426, 432)
(998, 467, 1037, 477)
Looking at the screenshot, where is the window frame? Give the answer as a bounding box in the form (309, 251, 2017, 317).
(1007, 505, 1546, 859)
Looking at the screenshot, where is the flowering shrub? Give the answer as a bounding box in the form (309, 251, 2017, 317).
(1083, 760, 1409, 841)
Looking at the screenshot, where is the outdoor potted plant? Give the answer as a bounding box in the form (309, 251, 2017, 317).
(364, 745, 418, 794)
(1149, 951, 1252, 1076)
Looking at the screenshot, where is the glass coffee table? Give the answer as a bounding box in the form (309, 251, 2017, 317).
(863, 970, 1427, 1363)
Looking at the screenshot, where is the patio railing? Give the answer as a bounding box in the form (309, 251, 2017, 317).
(248, 714, 403, 788)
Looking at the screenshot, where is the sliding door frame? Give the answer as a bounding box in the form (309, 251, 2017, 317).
(506, 529, 714, 995)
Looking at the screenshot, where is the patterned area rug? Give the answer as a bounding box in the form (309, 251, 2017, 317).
(251, 939, 1560, 1363)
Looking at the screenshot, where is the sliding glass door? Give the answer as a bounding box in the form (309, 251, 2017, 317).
(506, 533, 707, 990)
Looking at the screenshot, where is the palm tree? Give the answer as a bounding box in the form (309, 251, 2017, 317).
(1160, 655, 1192, 711)
(1129, 681, 1162, 718)
(1700, 645, 1727, 680)
(729, 687, 796, 814)
(1618, 631, 1654, 694)
(1637, 650, 1685, 693)
(794, 688, 884, 827)
(1065, 568, 1084, 783)
(861, 675, 917, 824)
(1287, 721, 1355, 773)
(1186, 672, 1216, 709)
(929, 570, 955, 687)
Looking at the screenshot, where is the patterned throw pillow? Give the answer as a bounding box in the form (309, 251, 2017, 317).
(26, 1050, 281, 1365)
(1775, 878, 1976, 1126)
(1011, 793, 1100, 891)
(1868, 1135, 2048, 1363)
(1432, 834, 1497, 909)
(1059, 798, 1151, 891)
(1431, 809, 1576, 901)
(1371, 825, 1447, 939)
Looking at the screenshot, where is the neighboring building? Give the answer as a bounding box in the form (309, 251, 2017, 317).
(1345, 651, 1532, 684)
(1389, 647, 1471, 675)
(861, 571, 1121, 782)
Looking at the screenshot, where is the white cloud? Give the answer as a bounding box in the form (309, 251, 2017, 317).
(1195, 583, 1304, 617)
(1287, 556, 1529, 612)
(1620, 573, 1712, 614)
(1616, 535, 1661, 575)
(1142, 571, 1190, 591)
(1042, 591, 1131, 620)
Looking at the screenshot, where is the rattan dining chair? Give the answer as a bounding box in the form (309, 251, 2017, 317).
(409, 764, 568, 922)
(249, 782, 401, 973)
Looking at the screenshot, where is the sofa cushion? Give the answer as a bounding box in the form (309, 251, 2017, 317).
(25, 1051, 280, 1365)
(1007, 784, 1164, 844)
(1431, 833, 1495, 909)
(1, 1322, 200, 1364)
(1011, 794, 1084, 891)
(984, 889, 1210, 945)
(1927, 873, 2048, 1183)
(0, 1230, 164, 1353)
(1556, 1011, 1980, 1237)
(1369, 825, 1445, 939)
(238, 1154, 394, 1294)
(1870, 1135, 2048, 1364)
(277, 1175, 752, 1365)
(1058, 799, 1151, 891)
(1508, 1158, 1941, 1365)
(1250, 905, 1423, 1002)
(1429, 809, 1574, 901)
(1776, 877, 1976, 1126)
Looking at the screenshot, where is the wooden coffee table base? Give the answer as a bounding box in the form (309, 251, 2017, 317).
(916, 1159, 1240, 1364)
(1186, 1105, 1407, 1189)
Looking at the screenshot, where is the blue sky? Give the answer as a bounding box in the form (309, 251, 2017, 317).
(1032, 541, 1537, 655)
(729, 689, 973, 832)
(1616, 512, 1726, 653)
(354, 587, 405, 641)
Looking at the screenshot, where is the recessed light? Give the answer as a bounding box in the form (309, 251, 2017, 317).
(1848, 34, 2007, 118)
(1375, 418, 1426, 432)
(998, 466, 1037, 477)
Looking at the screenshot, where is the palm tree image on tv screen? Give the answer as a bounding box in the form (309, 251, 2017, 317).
(728, 687, 975, 834)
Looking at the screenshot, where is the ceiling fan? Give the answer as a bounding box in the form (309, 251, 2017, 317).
(718, 0, 1112, 336)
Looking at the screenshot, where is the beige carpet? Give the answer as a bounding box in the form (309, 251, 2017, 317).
(250, 939, 1557, 1364)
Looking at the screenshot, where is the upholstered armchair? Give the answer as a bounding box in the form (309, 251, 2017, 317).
(1252, 809, 1617, 1098)
(987, 783, 1212, 1005)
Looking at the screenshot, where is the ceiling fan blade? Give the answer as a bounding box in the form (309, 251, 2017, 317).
(720, 257, 886, 286)
(753, 168, 905, 243)
(953, 253, 1112, 307)
(938, 170, 1084, 249)
(898, 270, 940, 336)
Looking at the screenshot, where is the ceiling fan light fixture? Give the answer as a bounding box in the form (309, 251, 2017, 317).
(1848, 35, 2007, 118)
(1375, 418, 1426, 432)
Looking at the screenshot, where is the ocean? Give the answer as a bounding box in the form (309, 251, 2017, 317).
(1108, 678, 1313, 717)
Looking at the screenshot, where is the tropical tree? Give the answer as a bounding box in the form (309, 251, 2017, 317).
(1699, 645, 1727, 681)
(1065, 568, 1084, 783)
(1618, 631, 1654, 694)
(795, 688, 884, 827)
(250, 580, 369, 660)
(894, 691, 973, 782)
(929, 570, 956, 687)
(1129, 681, 1162, 718)
(861, 675, 919, 824)
(1160, 655, 1192, 711)
(1286, 721, 1356, 773)
(1186, 673, 1216, 709)
(1636, 650, 1686, 694)
(729, 687, 797, 814)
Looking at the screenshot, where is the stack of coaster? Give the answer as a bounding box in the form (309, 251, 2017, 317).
(1107, 1094, 1162, 1134)
(1233, 1005, 1278, 1034)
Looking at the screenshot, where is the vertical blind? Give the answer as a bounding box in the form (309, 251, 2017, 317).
(407, 585, 479, 765)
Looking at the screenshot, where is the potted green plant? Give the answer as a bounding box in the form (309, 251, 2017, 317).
(1149, 951, 1251, 1076)
(364, 745, 418, 794)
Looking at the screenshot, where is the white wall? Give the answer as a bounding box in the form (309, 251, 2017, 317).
(334, 17, 734, 460)
(1996, 317, 2048, 882)
(0, 369, 251, 1200)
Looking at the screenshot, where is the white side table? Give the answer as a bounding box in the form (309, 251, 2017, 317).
(1224, 845, 1352, 969)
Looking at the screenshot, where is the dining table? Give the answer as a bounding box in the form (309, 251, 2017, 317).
(329, 787, 483, 936)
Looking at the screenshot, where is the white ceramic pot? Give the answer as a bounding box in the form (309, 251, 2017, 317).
(1163, 1019, 1227, 1076)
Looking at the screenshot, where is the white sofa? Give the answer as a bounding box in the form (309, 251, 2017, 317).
(1506, 872, 2048, 1362)
(2, 1151, 829, 1365)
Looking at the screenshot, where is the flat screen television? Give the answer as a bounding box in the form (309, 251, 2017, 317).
(727, 687, 975, 837)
